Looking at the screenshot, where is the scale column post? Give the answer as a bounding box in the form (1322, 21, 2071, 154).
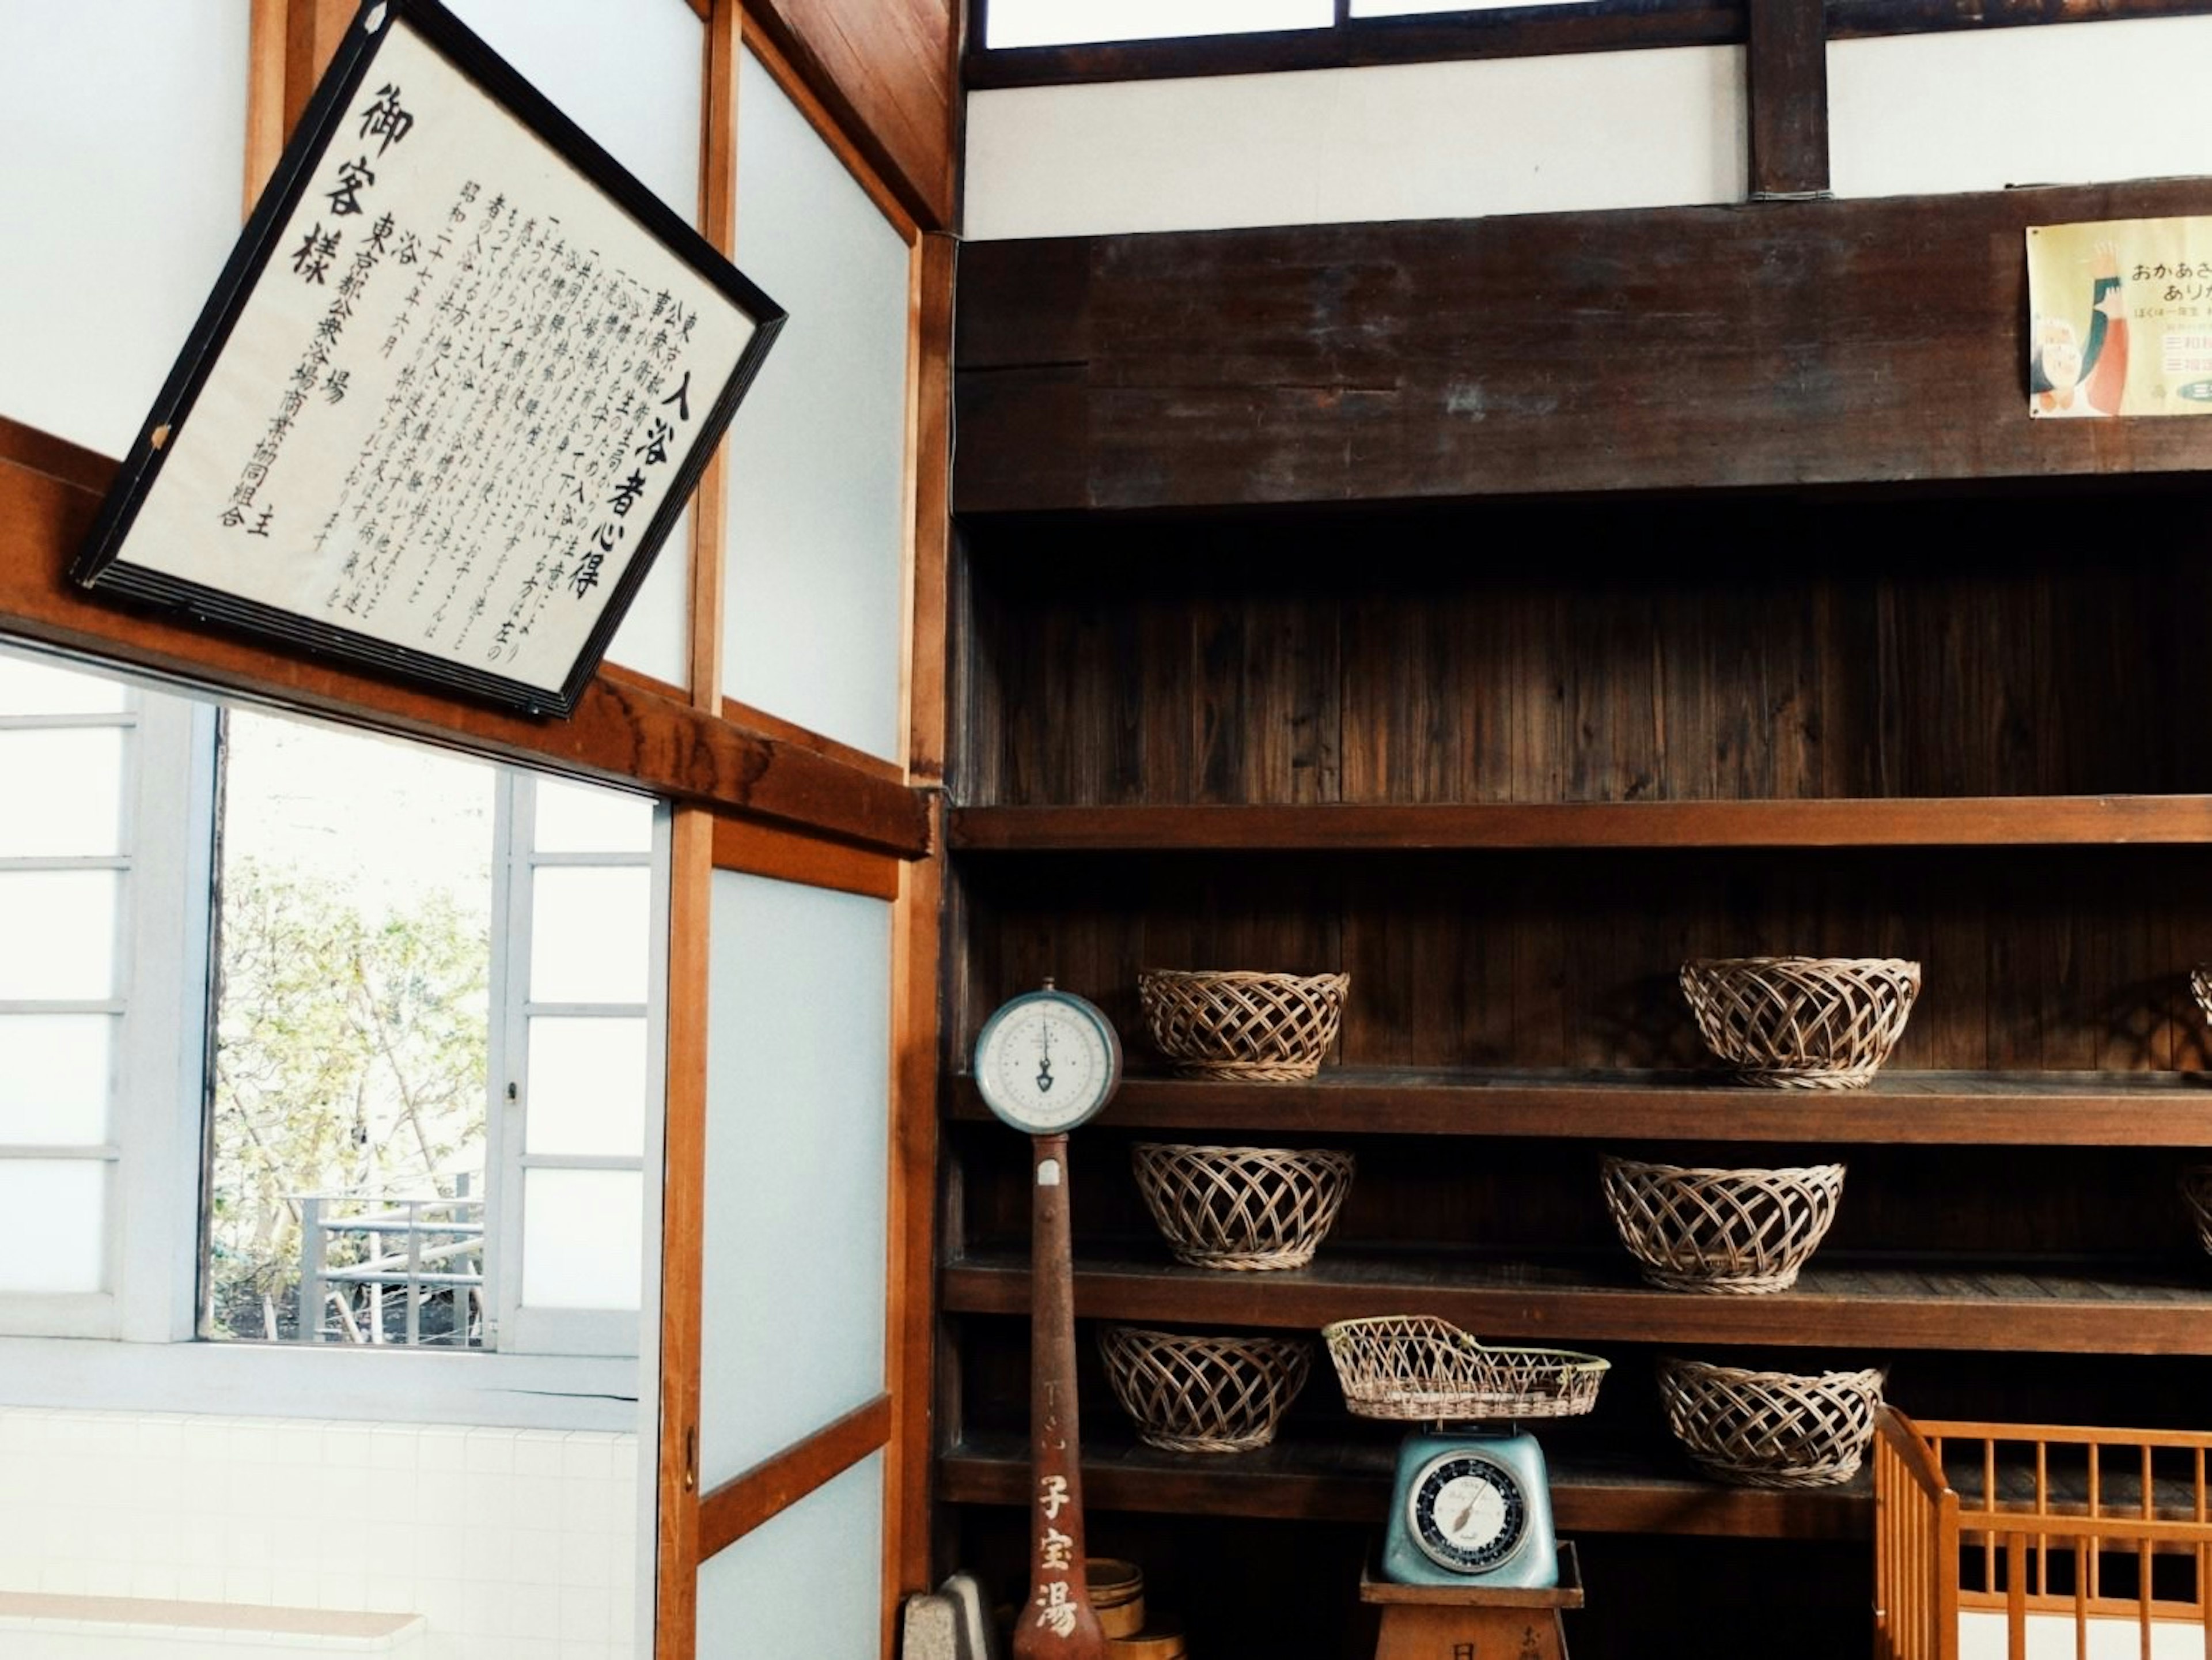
(1014, 1131, 1106, 1659)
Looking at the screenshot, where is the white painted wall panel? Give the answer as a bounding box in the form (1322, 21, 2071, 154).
(721, 48, 912, 761)
(964, 48, 1748, 240)
(694, 1454, 882, 1660)
(442, 0, 706, 687)
(0, 2, 251, 456)
(1830, 17, 2212, 199)
(699, 872, 891, 1489)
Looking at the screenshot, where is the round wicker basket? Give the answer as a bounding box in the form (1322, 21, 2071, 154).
(1137, 969, 1350, 1082)
(1601, 1156, 1846, 1295)
(2180, 1166, 2212, 1256)
(1657, 1358, 1886, 1488)
(1098, 1326, 1312, 1454)
(1131, 1143, 1355, 1272)
(2190, 965, 2212, 1030)
(1322, 1314, 1608, 1423)
(1680, 956, 1921, 1090)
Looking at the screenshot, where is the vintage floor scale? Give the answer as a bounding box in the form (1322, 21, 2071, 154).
(1323, 1317, 1610, 1660)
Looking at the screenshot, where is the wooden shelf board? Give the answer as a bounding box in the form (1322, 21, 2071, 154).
(942, 1250, 2212, 1356)
(947, 1069, 2212, 1148)
(948, 797, 2212, 852)
(937, 1430, 1869, 1540)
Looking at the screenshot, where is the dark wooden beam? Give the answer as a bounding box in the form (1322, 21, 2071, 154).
(1748, 0, 1830, 197)
(0, 418, 931, 859)
(954, 178, 2212, 514)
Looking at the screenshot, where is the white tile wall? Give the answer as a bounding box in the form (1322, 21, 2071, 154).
(0, 1409, 638, 1660)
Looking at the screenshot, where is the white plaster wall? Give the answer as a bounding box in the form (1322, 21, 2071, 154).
(963, 46, 1749, 239)
(1829, 14, 2212, 199)
(0, 1409, 636, 1660)
(965, 14, 2212, 241)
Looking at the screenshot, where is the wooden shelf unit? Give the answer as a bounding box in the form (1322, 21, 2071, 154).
(938, 210, 2212, 1659)
(946, 1069, 2212, 1147)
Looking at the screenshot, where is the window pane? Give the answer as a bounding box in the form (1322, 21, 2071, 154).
(0, 1160, 105, 1293)
(0, 871, 118, 1000)
(519, 1169, 642, 1310)
(529, 867, 650, 1005)
(699, 872, 890, 1485)
(0, 650, 128, 717)
(0, 1014, 114, 1145)
(696, 1454, 882, 1659)
(987, 0, 1332, 46)
(533, 779, 653, 854)
(0, 728, 127, 856)
(721, 50, 910, 761)
(525, 1018, 647, 1158)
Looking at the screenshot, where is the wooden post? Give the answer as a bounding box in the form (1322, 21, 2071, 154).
(1747, 0, 1830, 199)
(1013, 1133, 1105, 1660)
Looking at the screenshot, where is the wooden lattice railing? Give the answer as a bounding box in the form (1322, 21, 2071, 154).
(1876, 1405, 1961, 1659)
(1876, 1408, 2212, 1660)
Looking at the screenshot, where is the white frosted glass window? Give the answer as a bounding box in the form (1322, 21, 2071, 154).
(0, 872, 119, 1000)
(0, 1160, 105, 1294)
(520, 1168, 643, 1310)
(721, 50, 910, 762)
(987, 0, 1332, 45)
(699, 871, 890, 1485)
(0, 729, 127, 857)
(440, 0, 706, 688)
(528, 867, 650, 1004)
(696, 1453, 882, 1659)
(0, 1015, 115, 1146)
(525, 1017, 647, 1156)
(0, 2, 250, 454)
(535, 779, 654, 854)
(0, 652, 128, 717)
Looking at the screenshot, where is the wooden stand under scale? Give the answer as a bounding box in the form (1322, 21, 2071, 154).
(1361, 1543, 1583, 1660)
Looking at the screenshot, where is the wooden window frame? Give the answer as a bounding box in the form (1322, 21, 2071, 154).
(964, 0, 2212, 90)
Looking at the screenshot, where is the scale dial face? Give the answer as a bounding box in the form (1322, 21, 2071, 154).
(973, 987, 1123, 1135)
(1406, 1449, 1531, 1575)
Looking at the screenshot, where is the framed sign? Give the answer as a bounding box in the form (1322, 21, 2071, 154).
(72, 0, 784, 716)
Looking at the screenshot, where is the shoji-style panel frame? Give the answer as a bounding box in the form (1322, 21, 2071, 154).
(0, 3, 956, 1657)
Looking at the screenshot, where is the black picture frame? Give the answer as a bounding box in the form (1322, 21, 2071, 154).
(71, 0, 785, 718)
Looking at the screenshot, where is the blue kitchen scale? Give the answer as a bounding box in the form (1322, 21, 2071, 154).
(1323, 1317, 1611, 1593)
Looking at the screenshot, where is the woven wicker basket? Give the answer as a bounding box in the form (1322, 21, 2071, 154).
(1602, 1156, 1846, 1295)
(1131, 1143, 1355, 1272)
(1098, 1326, 1312, 1454)
(1658, 1358, 1886, 1488)
(2180, 1166, 2212, 1255)
(2191, 966, 2212, 1030)
(1323, 1315, 1608, 1423)
(1137, 969, 1350, 1082)
(1680, 956, 1921, 1090)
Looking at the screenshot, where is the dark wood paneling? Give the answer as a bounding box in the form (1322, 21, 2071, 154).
(954, 181, 2212, 513)
(940, 1431, 1868, 1540)
(944, 1250, 2212, 1355)
(953, 848, 2212, 1075)
(959, 523, 2212, 807)
(745, 0, 959, 229)
(0, 419, 930, 856)
(1748, 0, 1830, 198)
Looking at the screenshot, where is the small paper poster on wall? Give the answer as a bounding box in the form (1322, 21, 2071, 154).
(2026, 217, 2212, 419)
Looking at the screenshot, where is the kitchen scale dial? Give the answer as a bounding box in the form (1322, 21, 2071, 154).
(973, 980, 1122, 1135)
(1407, 1447, 1531, 1574)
